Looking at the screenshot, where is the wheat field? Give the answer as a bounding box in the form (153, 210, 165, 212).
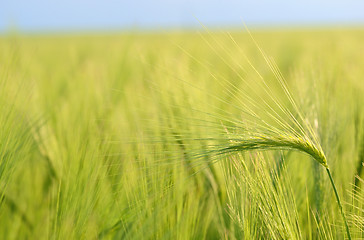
(0, 29, 363, 239)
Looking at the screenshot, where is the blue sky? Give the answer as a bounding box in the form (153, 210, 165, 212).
(1, 1, 364, 33)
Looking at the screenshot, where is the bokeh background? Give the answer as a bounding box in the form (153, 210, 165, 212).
(1, 0, 364, 33)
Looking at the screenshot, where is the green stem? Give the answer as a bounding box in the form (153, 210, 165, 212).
(326, 168, 351, 240)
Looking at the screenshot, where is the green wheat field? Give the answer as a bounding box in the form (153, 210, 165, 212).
(0, 28, 363, 239)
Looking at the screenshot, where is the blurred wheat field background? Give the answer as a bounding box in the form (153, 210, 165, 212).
(0, 29, 364, 239)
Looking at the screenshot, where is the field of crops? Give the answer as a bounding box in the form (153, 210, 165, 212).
(0, 29, 363, 239)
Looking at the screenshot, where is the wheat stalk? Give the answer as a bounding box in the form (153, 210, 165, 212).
(170, 27, 352, 239)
